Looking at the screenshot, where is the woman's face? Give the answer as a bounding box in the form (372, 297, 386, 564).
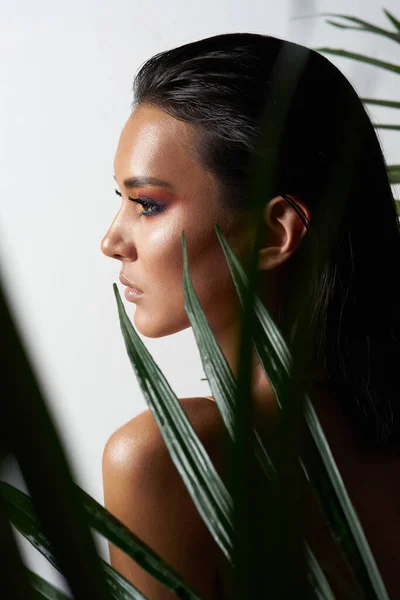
(101, 104, 253, 339)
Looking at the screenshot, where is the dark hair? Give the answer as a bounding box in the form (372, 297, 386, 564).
(131, 33, 400, 455)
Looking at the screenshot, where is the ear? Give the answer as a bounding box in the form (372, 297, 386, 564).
(257, 195, 310, 271)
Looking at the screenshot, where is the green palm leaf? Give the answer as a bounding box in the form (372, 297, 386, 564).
(178, 42, 313, 600)
(317, 563, 361, 600)
(0, 481, 149, 600)
(215, 224, 389, 600)
(181, 231, 276, 482)
(384, 9, 400, 32)
(373, 124, 400, 130)
(0, 278, 111, 600)
(113, 283, 234, 562)
(181, 233, 338, 599)
(27, 570, 73, 600)
(387, 165, 400, 183)
(0, 477, 207, 600)
(78, 484, 202, 599)
(306, 545, 336, 600)
(0, 492, 37, 600)
(314, 49, 400, 75)
(361, 98, 400, 109)
(323, 13, 400, 44)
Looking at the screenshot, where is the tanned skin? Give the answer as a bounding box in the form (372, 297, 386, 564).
(101, 104, 400, 599)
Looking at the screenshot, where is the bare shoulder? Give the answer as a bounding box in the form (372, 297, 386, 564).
(102, 397, 229, 600)
(103, 396, 227, 476)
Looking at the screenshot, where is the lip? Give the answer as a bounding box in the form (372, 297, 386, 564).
(119, 273, 144, 302)
(124, 286, 143, 302)
(119, 272, 143, 293)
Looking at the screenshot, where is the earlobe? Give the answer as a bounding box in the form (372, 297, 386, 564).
(257, 195, 310, 271)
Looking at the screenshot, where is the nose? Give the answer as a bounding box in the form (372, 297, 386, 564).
(101, 216, 135, 261)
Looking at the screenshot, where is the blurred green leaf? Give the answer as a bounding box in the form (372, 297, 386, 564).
(361, 98, 400, 109)
(78, 485, 203, 599)
(0, 482, 148, 600)
(323, 13, 400, 43)
(27, 570, 72, 600)
(0, 492, 37, 600)
(0, 480, 205, 600)
(384, 9, 400, 32)
(0, 277, 111, 600)
(387, 165, 400, 183)
(321, 563, 366, 600)
(373, 124, 400, 130)
(314, 49, 400, 75)
(214, 42, 313, 600)
(306, 545, 336, 600)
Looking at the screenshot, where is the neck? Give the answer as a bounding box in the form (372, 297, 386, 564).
(209, 315, 280, 426)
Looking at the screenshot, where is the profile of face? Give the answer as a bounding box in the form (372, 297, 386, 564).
(101, 104, 254, 339)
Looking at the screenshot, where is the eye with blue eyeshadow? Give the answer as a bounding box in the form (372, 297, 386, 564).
(114, 189, 163, 217)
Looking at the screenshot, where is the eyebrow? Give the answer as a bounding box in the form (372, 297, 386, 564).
(113, 174, 174, 189)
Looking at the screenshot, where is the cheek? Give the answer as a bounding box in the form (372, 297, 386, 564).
(135, 226, 188, 305)
(133, 221, 245, 338)
(140, 213, 244, 299)
(141, 225, 184, 275)
(183, 234, 239, 306)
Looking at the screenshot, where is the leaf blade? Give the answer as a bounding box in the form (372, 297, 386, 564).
(27, 570, 73, 600)
(78, 484, 202, 598)
(314, 49, 400, 75)
(361, 98, 400, 109)
(215, 224, 390, 600)
(0, 271, 111, 600)
(387, 165, 400, 184)
(373, 124, 400, 130)
(305, 545, 336, 600)
(0, 481, 202, 600)
(324, 13, 400, 43)
(181, 231, 277, 482)
(113, 283, 233, 561)
(383, 9, 400, 32)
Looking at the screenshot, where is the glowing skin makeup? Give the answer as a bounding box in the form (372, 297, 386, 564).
(101, 104, 254, 347)
(101, 104, 288, 424)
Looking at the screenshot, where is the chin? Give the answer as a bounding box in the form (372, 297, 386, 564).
(133, 310, 192, 339)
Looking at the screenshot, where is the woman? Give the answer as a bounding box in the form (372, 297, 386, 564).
(100, 33, 400, 599)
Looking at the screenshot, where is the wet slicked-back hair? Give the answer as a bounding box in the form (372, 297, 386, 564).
(132, 33, 400, 454)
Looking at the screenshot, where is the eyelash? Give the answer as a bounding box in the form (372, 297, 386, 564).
(114, 189, 162, 217)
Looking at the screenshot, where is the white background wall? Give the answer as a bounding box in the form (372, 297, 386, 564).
(1, 0, 399, 593)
